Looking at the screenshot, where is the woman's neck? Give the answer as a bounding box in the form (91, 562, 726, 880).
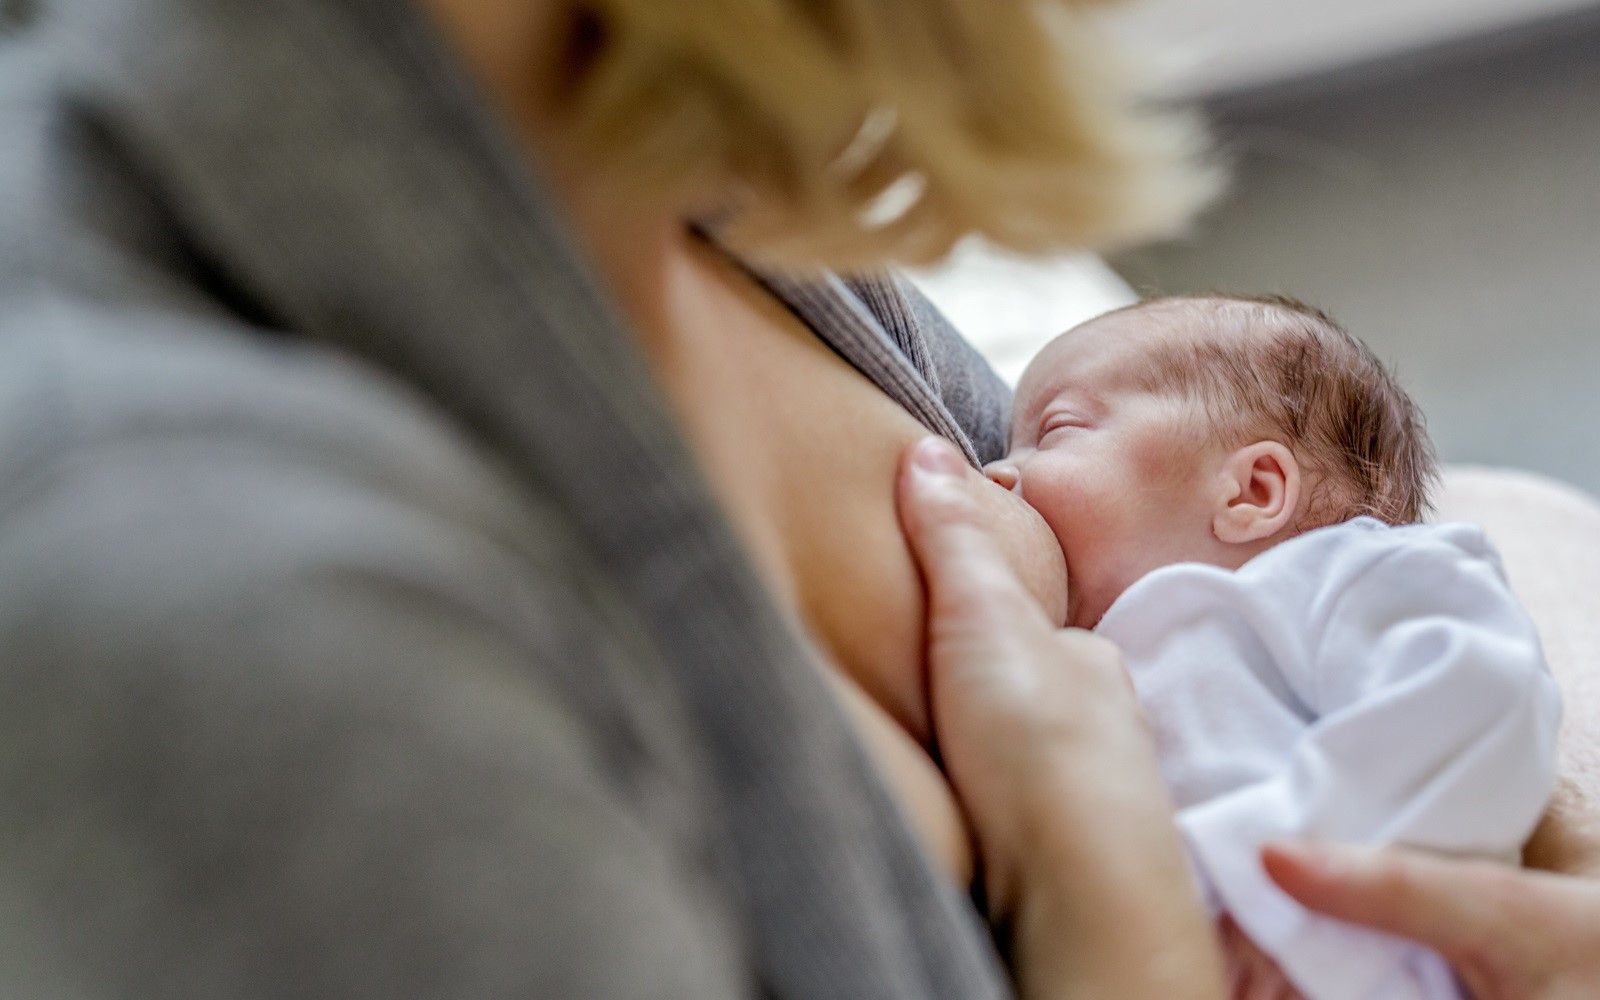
(415, 0, 683, 330)
(416, 0, 559, 127)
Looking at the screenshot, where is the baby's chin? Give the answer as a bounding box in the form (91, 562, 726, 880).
(1066, 599, 1102, 632)
(1062, 579, 1094, 630)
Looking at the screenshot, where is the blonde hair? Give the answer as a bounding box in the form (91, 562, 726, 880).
(552, 0, 1221, 270)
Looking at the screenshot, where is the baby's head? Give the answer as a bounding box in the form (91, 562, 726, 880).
(987, 294, 1438, 628)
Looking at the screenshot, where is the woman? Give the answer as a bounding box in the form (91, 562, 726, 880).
(0, 0, 1594, 997)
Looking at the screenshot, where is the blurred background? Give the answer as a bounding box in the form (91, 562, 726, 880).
(914, 0, 1600, 495)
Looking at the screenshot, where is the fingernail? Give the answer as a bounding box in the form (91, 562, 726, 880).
(910, 436, 965, 477)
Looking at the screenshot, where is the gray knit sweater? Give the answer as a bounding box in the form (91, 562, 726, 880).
(0, 1, 1016, 996)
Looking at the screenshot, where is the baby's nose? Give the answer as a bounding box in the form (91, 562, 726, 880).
(982, 461, 1020, 492)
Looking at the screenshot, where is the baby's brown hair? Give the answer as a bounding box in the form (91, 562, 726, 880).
(1129, 294, 1438, 527)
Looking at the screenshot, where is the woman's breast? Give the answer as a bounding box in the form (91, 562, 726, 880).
(636, 243, 1065, 877)
(644, 270, 939, 734)
(646, 260, 1062, 730)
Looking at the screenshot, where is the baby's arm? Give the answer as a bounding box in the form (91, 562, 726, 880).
(1182, 527, 1561, 999)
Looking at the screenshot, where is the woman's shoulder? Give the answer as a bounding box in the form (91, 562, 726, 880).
(0, 299, 762, 1000)
(0, 297, 533, 533)
(0, 293, 726, 813)
(0, 297, 626, 659)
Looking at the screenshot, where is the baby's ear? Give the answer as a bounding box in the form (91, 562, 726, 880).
(1212, 441, 1301, 545)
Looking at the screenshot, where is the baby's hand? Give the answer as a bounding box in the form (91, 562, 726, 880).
(1219, 915, 1306, 1000)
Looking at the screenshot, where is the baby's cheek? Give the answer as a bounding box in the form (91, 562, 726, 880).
(1131, 423, 1206, 490)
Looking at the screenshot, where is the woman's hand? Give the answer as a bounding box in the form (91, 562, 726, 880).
(896, 436, 1225, 1000)
(895, 437, 1142, 911)
(1263, 841, 1600, 999)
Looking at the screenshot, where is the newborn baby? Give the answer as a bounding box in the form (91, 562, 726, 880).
(983, 295, 1562, 1000)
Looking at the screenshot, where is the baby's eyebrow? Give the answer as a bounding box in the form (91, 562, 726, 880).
(1010, 381, 1056, 428)
(1012, 381, 1088, 440)
(1036, 381, 1104, 413)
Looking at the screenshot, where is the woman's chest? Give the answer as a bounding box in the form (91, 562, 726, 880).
(631, 246, 976, 880)
(637, 249, 937, 740)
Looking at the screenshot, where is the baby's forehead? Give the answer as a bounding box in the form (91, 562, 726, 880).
(1019, 301, 1237, 399)
(1087, 298, 1255, 353)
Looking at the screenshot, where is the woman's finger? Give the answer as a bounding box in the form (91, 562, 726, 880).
(895, 436, 1045, 634)
(1261, 841, 1511, 963)
(1265, 840, 1600, 997)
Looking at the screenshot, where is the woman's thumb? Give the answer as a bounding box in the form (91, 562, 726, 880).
(896, 437, 1039, 634)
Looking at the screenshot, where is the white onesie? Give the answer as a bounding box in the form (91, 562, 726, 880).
(1095, 517, 1562, 1000)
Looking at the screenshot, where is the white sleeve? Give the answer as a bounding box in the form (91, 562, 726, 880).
(1178, 532, 1562, 1000)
